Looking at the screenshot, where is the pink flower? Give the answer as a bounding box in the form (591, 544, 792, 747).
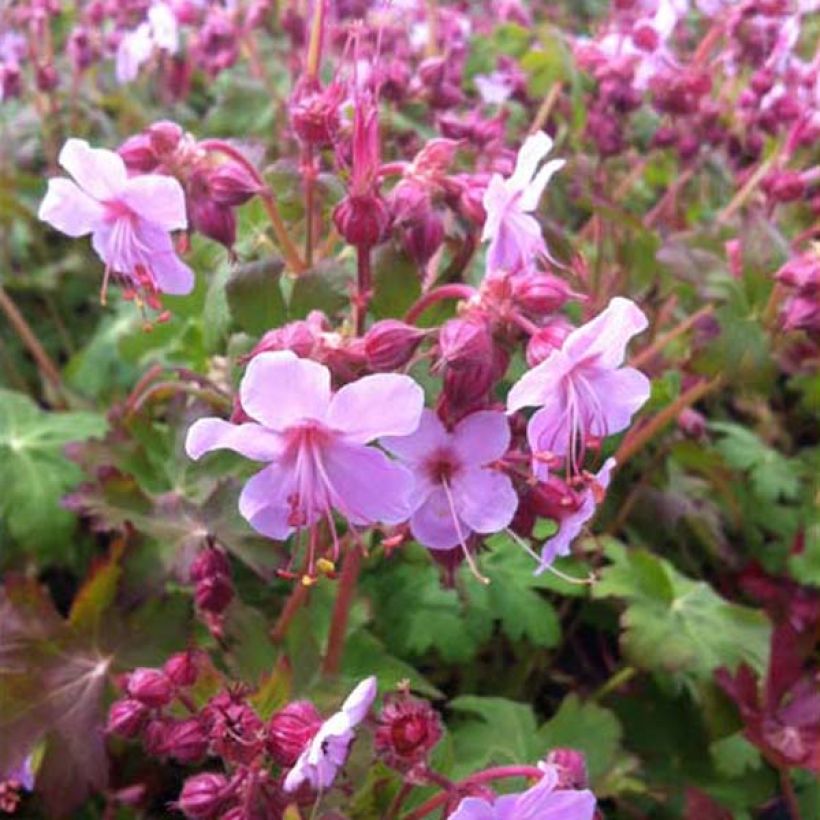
(283, 677, 377, 793)
(448, 762, 596, 820)
(381, 410, 517, 555)
(481, 131, 565, 271)
(185, 351, 424, 543)
(537, 458, 615, 572)
(38, 139, 193, 303)
(507, 297, 650, 476)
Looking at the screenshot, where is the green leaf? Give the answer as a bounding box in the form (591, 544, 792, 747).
(710, 733, 761, 778)
(0, 390, 106, 551)
(594, 541, 771, 690)
(68, 541, 124, 640)
(288, 258, 354, 319)
(225, 256, 286, 336)
(370, 244, 421, 320)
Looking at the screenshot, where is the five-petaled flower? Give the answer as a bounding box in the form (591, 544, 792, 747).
(186, 351, 424, 565)
(38, 138, 193, 306)
(481, 131, 566, 272)
(507, 297, 651, 477)
(283, 676, 377, 793)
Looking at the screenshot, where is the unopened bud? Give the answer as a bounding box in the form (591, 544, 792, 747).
(148, 120, 184, 156)
(375, 692, 442, 771)
(164, 651, 202, 687)
(545, 748, 588, 789)
(190, 548, 231, 582)
(119, 134, 160, 173)
(195, 574, 234, 614)
(438, 317, 492, 369)
(401, 211, 445, 266)
(208, 162, 261, 207)
(165, 718, 210, 764)
(512, 272, 574, 316)
(333, 194, 391, 249)
(526, 319, 573, 366)
(190, 198, 237, 249)
(364, 320, 425, 371)
(763, 170, 806, 203)
(126, 668, 174, 708)
(178, 773, 231, 820)
(266, 701, 323, 766)
(107, 698, 149, 738)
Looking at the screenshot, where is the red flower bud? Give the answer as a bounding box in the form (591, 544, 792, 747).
(190, 548, 231, 582)
(148, 121, 184, 157)
(526, 318, 573, 367)
(118, 134, 161, 173)
(545, 748, 589, 789)
(512, 272, 574, 316)
(165, 718, 210, 764)
(195, 574, 234, 614)
(290, 80, 343, 148)
(107, 698, 149, 738)
(164, 651, 202, 688)
(364, 320, 425, 371)
(266, 700, 323, 766)
(763, 170, 806, 203)
(333, 194, 391, 249)
(143, 718, 171, 756)
(126, 668, 174, 708)
(438, 317, 493, 369)
(190, 198, 237, 249)
(375, 692, 442, 771)
(401, 211, 445, 266)
(208, 162, 261, 207)
(210, 701, 264, 765)
(178, 773, 231, 820)
(35, 64, 59, 92)
(528, 477, 582, 520)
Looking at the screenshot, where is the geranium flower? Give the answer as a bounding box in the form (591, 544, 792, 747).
(38, 139, 193, 303)
(448, 762, 596, 820)
(186, 351, 424, 548)
(283, 677, 378, 793)
(381, 410, 517, 577)
(481, 131, 565, 271)
(115, 2, 179, 83)
(507, 297, 650, 476)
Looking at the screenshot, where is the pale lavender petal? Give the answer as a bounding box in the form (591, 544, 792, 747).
(150, 248, 195, 295)
(240, 351, 331, 430)
(341, 676, 378, 724)
(115, 23, 153, 83)
(122, 174, 187, 230)
(322, 440, 414, 525)
(148, 1, 179, 52)
(519, 158, 566, 212)
(531, 790, 597, 820)
(564, 297, 648, 370)
(185, 418, 285, 461)
(447, 796, 498, 820)
(580, 367, 651, 439)
(38, 178, 105, 237)
(526, 390, 572, 458)
(410, 487, 463, 550)
(509, 131, 554, 191)
(59, 139, 128, 200)
(328, 373, 424, 443)
(381, 409, 449, 464)
(452, 411, 511, 466)
(507, 352, 568, 413)
(453, 468, 518, 536)
(480, 174, 510, 242)
(238, 464, 295, 540)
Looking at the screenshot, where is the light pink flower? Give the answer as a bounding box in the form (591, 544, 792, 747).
(537, 458, 615, 573)
(115, 2, 179, 83)
(38, 139, 193, 301)
(283, 676, 377, 793)
(186, 351, 424, 542)
(381, 410, 517, 550)
(448, 762, 596, 820)
(481, 131, 565, 271)
(507, 297, 650, 476)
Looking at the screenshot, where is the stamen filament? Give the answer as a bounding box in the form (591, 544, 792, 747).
(441, 478, 489, 585)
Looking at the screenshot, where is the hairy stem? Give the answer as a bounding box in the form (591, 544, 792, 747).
(354, 245, 373, 336)
(404, 283, 477, 325)
(630, 303, 715, 369)
(322, 545, 362, 677)
(270, 582, 311, 644)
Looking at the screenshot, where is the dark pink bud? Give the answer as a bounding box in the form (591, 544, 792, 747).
(195, 575, 234, 614)
(210, 702, 264, 765)
(67, 27, 97, 72)
(632, 23, 659, 52)
(651, 126, 678, 149)
(333, 195, 391, 249)
(0, 64, 22, 100)
(148, 121, 184, 156)
(165, 718, 209, 764)
(290, 80, 343, 148)
(190, 548, 231, 582)
(750, 69, 775, 95)
(545, 748, 588, 789)
(525, 318, 573, 367)
(411, 138, 461, 178)
(677, 407, 707, 438)
(438, 317, 492, 369)
(190, 198, 237, 249)
(364, 320, 426, 371)
(512, 272, 574, 315)
(208, 163, 261, 207)
(35, 64, 59, 92)
(126, 668, 174, 708)
(107, 698, 149, 738)
(529, 477, 581, 520)
(375, 691, 442, 771)
(401, 211, 445, 266)
(266, 700, 323, 766)
(178, 773, 231, 820)
(143, 718, 171, 756)
(164, 651, 202, 687)
(119, 134, 161, 173)
(418, 57, 447, 88)
(763, 170, 806, 203)
(249, 320, 318, 360)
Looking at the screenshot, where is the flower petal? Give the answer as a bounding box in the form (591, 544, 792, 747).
(452, 410, 511, 466)
(122, 174, 188, 231)
(533, 790, 597, 820)
(507, 350, 571, 413)
(525, 389, 572, 459)
(150, 248, 195, 295)
(564, 297, 648, 369)
(480, 173, 511, 242)
(185, 418, 285, 461)
(381, 409, 448, 464)
(454, 468, 518, 536)
(238, 464, 295, 540)
(580, 367, 651, 439)
(341, 676, 377, 725)
(509, 131, 554, 191)
(59, 139, 127, 200)
(321, 440, 414, 526)
(328, 373, 424, 443)
(38, 178, 105, 237)
(447, 797, 497, 820)
(518, 158, 566, 212)
(410, 487, 463, 550)
(240, 351, 331, 430)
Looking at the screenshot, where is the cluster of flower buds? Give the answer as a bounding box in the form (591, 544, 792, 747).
(775, 248, 820, 367)
(189, 545, 234, 628)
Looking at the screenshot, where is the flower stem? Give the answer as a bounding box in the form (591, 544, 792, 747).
(528, 81, 563, 135)
(404, 284, 477, 325)
(270, 582, 311, 644)
(778, 767, 802, 820)
(403, 765, 544, 820)
(629, 303, 715, 369)
(322, 544, 362, 677)
(353, 245, 373, 336)
(199, 139, 307, 274)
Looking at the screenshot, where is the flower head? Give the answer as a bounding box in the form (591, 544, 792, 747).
(283, 676, 378, 793)
(186, 351, 423, 563)
(448, 762, 596, 820)
(38, 138, 193, 308)
(507, 297, 650, 477)
(481, 131, 565, 271)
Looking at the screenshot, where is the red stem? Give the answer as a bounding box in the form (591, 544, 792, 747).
(403, 765, 545, 820)
(322, 545, 362, 677)
(354, 245, 373, 336)
(404, 283, 477, 325)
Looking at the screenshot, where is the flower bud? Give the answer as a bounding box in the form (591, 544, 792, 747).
(401, 211, 445, 266)
(545, 748, 588, 789)
(107, 698, 149, 738)
(528, 477, 581, 520)
(208, 163, 261, 207)
(333, 195, 391, 249)
(195, 574, 234, 614)
(164, 651, 202, 688)
(210, 701, 264, 765)
(364, 320, 425, 371)
(375, 692, 442, 771)
(762, 170, 806, 203)
(178, 773, 231, 820)
(266, 700, 323, 766)
(512, 272, 574, 316)
(190, 198, 237, 249)
(118, 134, 161, 173)
(190, 548, 231, 582)
(165, 718, 210, 764)
(35, 64, 59, 92)
(526, 318, 573, 367)
(249, 320, 318, 360)
(148, 121, 184, 157)
(143, 718, 171, 756)
(126, 668, 174, 708)
(438, 317, 492, 369)
(290, 80, 343, 148)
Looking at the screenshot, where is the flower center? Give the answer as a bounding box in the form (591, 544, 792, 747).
(425, 447, 460, 484)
